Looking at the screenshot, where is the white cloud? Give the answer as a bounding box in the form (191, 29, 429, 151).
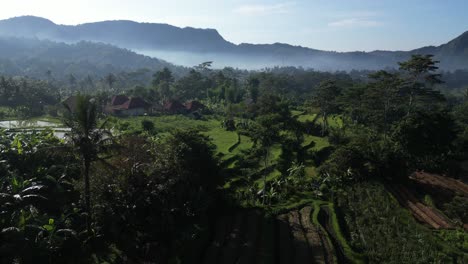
(331, 11, 380, 19)
(328, 18, 382, 28)
(327, 10, 383, 28)
(233, 3, 294, 16)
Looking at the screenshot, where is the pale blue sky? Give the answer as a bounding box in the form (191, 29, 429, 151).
(1, 0, 467, 51)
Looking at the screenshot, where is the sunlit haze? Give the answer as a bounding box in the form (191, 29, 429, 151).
(1, 0, 467, 51)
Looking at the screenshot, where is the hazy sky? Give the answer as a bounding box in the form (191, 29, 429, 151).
(1, 0, 467, 52)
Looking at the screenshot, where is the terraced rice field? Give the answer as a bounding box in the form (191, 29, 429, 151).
(410, 171, 468, 196)
(386, 184, 454, 229)
(185, 207, 341, 264)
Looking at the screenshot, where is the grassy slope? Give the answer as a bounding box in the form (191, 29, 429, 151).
(337, 182, 467, 263)
(111, 115, 254, 162)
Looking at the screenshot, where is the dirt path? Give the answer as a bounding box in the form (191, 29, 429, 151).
(317, 206, 347, 264)
(289, 210, 313, 264)
(299, 206, 328, 264)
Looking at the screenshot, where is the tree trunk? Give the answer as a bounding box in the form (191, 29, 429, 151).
(84, 158, 92, 234)
(263, 147, 269, 205)
(407, 92, 413, 116)
(321, 114, 327, 137)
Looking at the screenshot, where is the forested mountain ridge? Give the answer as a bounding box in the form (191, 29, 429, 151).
(0, 16, 232, 52)
(0, 36, 186, 79)
(0, 16, 467, 70)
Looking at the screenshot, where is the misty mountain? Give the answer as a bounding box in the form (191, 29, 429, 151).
(0, 16, 232, 53)
(0, 16, 467, 71)
(0, 36, 185, 79)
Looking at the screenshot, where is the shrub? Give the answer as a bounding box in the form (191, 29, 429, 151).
(141, 119, 155, 132)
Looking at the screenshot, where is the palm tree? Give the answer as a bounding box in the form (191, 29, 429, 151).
(63, 95, 114, 234)
(105, 73, 117, 91)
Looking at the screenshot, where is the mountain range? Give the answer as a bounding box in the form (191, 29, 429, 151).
(0, 37, 184, 80)
(0, 16, 467, 71)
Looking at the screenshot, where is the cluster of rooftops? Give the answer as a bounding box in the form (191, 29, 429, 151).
(64, 95, 206, 116)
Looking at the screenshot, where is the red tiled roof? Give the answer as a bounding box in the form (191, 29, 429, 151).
(111, 95, 129, 106)
(107, 96, 149, 111)
(121, 97, 150, 109)
(185, 100, 206, 111)
(163, 100, 185, 111)
(63, 96, 78, 112)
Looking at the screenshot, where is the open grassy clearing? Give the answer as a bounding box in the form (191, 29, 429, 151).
(108, 113, 333, 209)
(229, 111, 333, 193)
(204, 126, 238, 155)
(296, 113, 317, 123)
(110, 115, 215, 133)
(0, 106, 21, 120)
(313, 115, 343, 128)
(302, 134, 329, 151)
(110, 115, 256, 165)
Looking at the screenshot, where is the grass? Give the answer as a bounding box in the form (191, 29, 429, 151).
(268, 144, 282, 164)
(304, 166, 317, 177)
(110, 114, 332, 213)
(291, 110, 305, 118)
(337, 182, 466, 263)
(296, 111, 343, 129)
(268, 194, 319, 215)
(0, 106, 15, 119)
(231, 110, 332, 193)
(310, 201, 366, 264)
(301, 135, 329, 178)
(296, 113, 317, 123)
(314, 115, 343, 128)
(310, 201, 339, 264)
(111, 115, 256, 163)
(234, 135, 254, 154)
(303, 135, 330, 151)
(326, 203, 367, 264)
(256, 169, 282, 189)
(203, 126, 238, 155)
(112, 115, 213, 133)
(423, 194, 435, 207)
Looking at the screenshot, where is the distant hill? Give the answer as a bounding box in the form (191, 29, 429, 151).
(0, 16, 232, 52)
(0, 36, 185, 79)
(0, 16, 467, 70)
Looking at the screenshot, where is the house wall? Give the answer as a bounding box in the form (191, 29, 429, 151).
(121, 108, 145, 116)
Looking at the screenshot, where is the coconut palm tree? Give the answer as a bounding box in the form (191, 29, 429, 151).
(105, 73, 117, 91)
(63, 94, 114, 234)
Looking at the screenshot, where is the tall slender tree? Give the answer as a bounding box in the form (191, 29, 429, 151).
(63, 95, 114, 234)
(399, 54, 443, 116)
(312, 80, 342, 136)
(105, 73, 117, 91)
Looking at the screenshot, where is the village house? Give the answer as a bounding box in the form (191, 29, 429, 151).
(62, 95, 79, 113)
(105, 95, 150, 116)
(163, 99, 186, 114)
(185, 100, 206, 113)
